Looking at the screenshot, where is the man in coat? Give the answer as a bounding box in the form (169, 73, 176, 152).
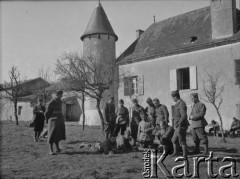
(171, 90, 189, 159)
(114, 99, 129, 136)
(130, 99, 145, 146)
(104, 97, 116, 139)
(145, 97, 156, 127)
(45, 90, 66, 155)
(153, 98, 169, 124)
(189, 93, 208, 155)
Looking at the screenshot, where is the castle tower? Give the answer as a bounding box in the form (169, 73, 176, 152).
(210, 0, 237, 39)
(80, 2, 118, 125)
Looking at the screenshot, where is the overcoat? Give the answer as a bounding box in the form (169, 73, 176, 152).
(33, 104, 46, 132)
(155, 104, 169, 124)
(190, 101, 208, 129)
(45, 98, 66, 144)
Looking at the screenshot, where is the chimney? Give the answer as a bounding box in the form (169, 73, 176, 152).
(210, 0, 237, 39)
(136, 29, 144, 39)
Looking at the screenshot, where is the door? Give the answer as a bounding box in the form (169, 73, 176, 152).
(66, 104, 72, 121)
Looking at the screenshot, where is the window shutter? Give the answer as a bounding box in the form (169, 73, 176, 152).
(124, 78, 130, 96)
(170, 69, 177, 91)
(190, 66, 197, 90)
(138, 75, 144, 95)
(235, 60, 240, 85)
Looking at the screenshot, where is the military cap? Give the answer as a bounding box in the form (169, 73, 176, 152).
(146, 97, 152, 103)
(132, 98, 138, 103)
(153, 98, 160, 103)
(191, 93, 198, 98)
(56, 90, 63, 95)
(171, 90, 180, 98)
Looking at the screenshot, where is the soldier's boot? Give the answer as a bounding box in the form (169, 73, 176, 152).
(170, 144, 179, 158)
(203, 143, 209, 155)
(181, 145, 188, 159)
(193, 142, 200, 154)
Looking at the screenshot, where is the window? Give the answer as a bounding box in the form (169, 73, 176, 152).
(124, 75, 144, 96)
(235, 59, 240, 85)
(170, 66, 197, 91)
(18, 106, 22, 116)
(177, 68, 190, 90)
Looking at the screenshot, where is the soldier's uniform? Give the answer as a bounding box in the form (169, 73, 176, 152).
(190, 100, 208, 149)
(104, 102, 116, 138)
(154, 125, 174, 154)
(45, 98, 66, 144)
(115, 106, 129, 135)
(155, 104, 169, 124)
(131, 104, 145, 140)
(171, 99, 189, 146)
(145, 105, 156, 126)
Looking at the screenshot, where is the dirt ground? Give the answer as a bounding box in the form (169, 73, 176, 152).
(0, 121, 240, 179)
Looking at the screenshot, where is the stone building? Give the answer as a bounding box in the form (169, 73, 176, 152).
(117, 0, 240, 130)
(79, 2, 118, 126)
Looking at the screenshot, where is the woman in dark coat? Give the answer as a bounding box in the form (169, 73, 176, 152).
(33, 99, 46, 142)
(45, 90, 66, 155)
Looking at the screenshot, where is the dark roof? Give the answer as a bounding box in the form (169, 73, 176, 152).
(117, 6, 240, 65)
(0, 77, 50, 97)
(81, 2, 118, 41)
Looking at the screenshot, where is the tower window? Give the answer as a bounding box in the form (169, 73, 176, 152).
(190, 36, 198, 43)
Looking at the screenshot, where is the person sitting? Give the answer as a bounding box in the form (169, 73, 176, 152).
(137, 112, 154, 149)
(153, 121, 174, 155)
(207, 120, 220, 136)
(230, 117, 240, 137)
(98, 134, 117, 155)
(116, 128, 132, 151)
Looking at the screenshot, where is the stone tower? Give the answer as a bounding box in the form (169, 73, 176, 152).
(80, 2, 118, 125)
(211, 0, 237, 39)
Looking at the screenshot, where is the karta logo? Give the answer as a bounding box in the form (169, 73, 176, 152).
(142, 150, 239, 178)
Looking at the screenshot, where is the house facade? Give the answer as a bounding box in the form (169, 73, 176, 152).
(117, 0, 240, 130)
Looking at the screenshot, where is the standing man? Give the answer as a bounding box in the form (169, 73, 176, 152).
(153, 98, 169, 125)
(189, 93, 208, 155)
(171, 90, 189, 159)
(145, 97, 156, 127)
(45, 90, 66, 155)
(130, 99, 145, 146)
(33, 98, 46, 142)
(104, 97, 116, 139)
(114, 99, 129, 136)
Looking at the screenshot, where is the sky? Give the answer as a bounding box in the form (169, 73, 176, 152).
(0, 0, 225, 82)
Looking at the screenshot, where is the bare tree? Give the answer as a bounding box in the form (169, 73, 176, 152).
(55, 52, 118, 131)
(202, 71, 226, 142)
(0, 66, 26, 125)
(38, 66, 53, 82)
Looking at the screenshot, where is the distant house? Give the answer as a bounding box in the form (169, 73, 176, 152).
(0, 77, 50, 121)
(117, 0, 240, 129)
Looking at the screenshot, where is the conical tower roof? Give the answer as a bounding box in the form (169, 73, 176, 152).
(81, 2, 118, 41)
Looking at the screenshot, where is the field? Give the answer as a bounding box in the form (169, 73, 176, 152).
(0, 121, 240, 179)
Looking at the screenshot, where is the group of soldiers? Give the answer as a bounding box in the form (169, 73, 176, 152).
(104, 90, 209, 158)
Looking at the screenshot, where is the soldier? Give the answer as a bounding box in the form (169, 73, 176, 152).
(153, 98, 169, 124)
(104, 97, 116, 139)
(145, 97, 156, 127)
(153, 120, 174, 155)
(189, 93, 208, 155)
(45, 90, 66, 155)
(114, 99, 129, 136)
(130, 99, 145, 146)
(171, 90, 189, 159)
